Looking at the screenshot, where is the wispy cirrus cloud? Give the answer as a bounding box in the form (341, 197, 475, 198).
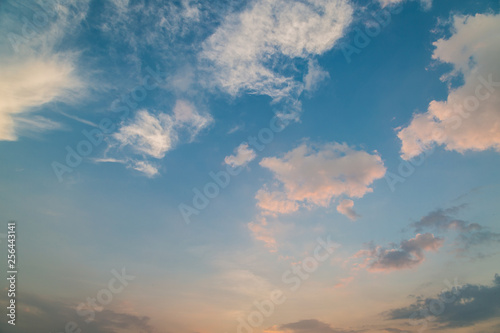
(103, 99, 212, 176)
(0, 0, 90, 141)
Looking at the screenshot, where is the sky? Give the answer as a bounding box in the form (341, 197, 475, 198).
(0, 0, 500, 332)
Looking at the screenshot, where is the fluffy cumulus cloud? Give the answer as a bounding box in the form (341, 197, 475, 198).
(109, 100, 212, 176)
(398, 14, 500, 160)
(201, 0, 353, 119)
(354, 233, 444, 272)
(224, 143, 257, 167)
(386, 274, 500, 329)
(0, 0, 89, 141)
(256, 142, 386, 218)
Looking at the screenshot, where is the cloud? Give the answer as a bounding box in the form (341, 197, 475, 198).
(266, 319, 361, 333)
(248, 216, 278, 252)
(256, 142, 386, 216)
(110, 100, 212, 176)
(0, 57, 83, 140)
(200, 0, 352, 119)
(336, 199, 360, 221)
(0, 1, 89, 141)
(0, 292, 153, 333)
(355, 233, 444, 272)
(386, 274, 500, 328)
(255, 188, 300, 215)
(411, 205, 500, 255)
(333, 276, 354, 289)
(224, 143, 257, 167)
(398, 14, 500, 160)
(411, 205, 480, 233)
(129, 160, 159, 178)
(304, 59, 330, 92)
(113, 110, 176, 159)
(378, 0, 432, 10)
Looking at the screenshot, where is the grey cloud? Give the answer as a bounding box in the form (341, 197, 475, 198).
(279, 319, 362, 333)
(386, 274, 500, 329)
(412, 205, 500, 254)
(361, 233, 443, 272)
(0, 292, 153, 333)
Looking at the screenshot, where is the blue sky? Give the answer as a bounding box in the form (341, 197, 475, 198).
(1, 0, 500, 332)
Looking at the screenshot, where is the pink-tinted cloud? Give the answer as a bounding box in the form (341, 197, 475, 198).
(398, 14, 500, 159)
(255, 188, 299, 215)
(333, 276, 354, 289)
(256, 142, 386, 218)
(336, 199, 360, 221)
(247, 216, 277, 252)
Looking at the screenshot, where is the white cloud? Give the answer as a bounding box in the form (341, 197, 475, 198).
(256, 142, 386, 216)
(172, 99, 212, 141)
(113, 110, 175, 159)
(336, 199, 360, 221)
(200, 0, 352, 118)
(398, 14, 500, 160)
(0, 1, 89, 141)
(110, 100, 212, 176)
(0, 56, 83, 141)
(130, 160, 159, 178)
(378, 0, 432, 10)
(224, 143, 256, 167)
(303, 59, 330, 92)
